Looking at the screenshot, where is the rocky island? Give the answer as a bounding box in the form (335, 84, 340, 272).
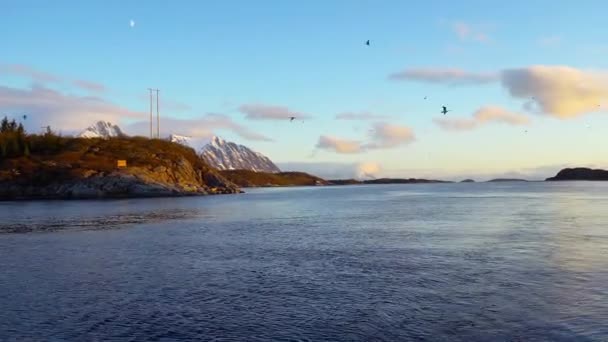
(546, 167, 608, 181)
(0, 119, 240, 200)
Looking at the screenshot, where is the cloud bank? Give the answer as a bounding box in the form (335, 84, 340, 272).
(434, 106, 530, 131)
(315, 135, 363, 154)
(365, 123, 415, 148)
(125, 113, 272, 141)
(278, 161, 382, 180)
(239, 103, 312, 120)
(335, 111, 390, 120)
(389, 65, 608, 118)
(316, 123, 415, 154)
(388, 68, 497, 85)
(0, 84, 142, 134)
(0, 63, 106, 93)
(501, 65, 608, 118)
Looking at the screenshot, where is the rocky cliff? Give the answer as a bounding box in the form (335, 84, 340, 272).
(0, 136, 240, 200)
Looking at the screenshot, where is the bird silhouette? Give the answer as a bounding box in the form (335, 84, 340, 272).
(22, 115, 27, 120)
(365, 40, 370, 46)
(290, 116, 295, 122)
(441, 106, 449, 115)
(424, 96, 427, 100)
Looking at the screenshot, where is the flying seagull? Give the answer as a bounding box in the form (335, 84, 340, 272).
(290, 116, 296, 122)
(424, 96, 427, 100)
(441, 106, 449, 115)
(366, 40, 370, 46)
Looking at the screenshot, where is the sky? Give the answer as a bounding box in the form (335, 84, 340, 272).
(2, 0, 608, 180)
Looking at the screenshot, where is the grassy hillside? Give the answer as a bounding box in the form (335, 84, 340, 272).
(220, 170, 328, 187)
(0, 118, 239, 199)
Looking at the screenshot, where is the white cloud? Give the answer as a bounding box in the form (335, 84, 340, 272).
(0, 63, 106, 93)
(72, 79, 106, 93)
(473, 106, 530, 125)
(0, 64, 61, 83)
(452, 21, 490, 43)
(389, 64, 608, 118)
(501, 65, 608, 118)
(125, 113, 272, 141)
(433, 117, 478, 131)
(278, 161, 382, 180)
(335, 111, 391, 120)
(365, 122, 415, 148)
(355, 162, 381, 179)
(388, 68, 498, 85)
(316, 122, 415, 154)
(315, 135, 363, 154)
(0, 84, 143, 134)
(434, 106, 530, 131)
(239, 103, 312, 120)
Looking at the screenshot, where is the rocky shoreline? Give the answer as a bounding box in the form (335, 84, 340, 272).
(0, 171, 241, 201)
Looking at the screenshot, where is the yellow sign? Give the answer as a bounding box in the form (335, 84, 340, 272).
(117, 160, 127, 168)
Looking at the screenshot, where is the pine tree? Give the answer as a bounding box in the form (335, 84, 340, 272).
(0, 117, 8, 133)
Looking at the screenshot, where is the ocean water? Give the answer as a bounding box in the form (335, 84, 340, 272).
(0, 182, 607, 341)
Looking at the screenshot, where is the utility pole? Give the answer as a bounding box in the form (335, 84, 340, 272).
(147, 88, 160, 139)
(156, 89, 160, 138)
(147, 88, 153, 139)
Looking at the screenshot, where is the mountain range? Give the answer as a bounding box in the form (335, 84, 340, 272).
(199, 136, 280, 173)
(79, 121, 280, 173)
(78, 121, 125, 138)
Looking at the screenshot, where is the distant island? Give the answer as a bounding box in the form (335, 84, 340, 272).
(487, 178, 529, 182)
(460, 179, 475, 183)
(546, 167, 608, 181)
(220, 170, 327, 187)
(328, 178, 450, 185)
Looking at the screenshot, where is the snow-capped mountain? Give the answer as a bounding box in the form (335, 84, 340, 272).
(169, 134, 191, 147)
(79, 121, 125, 138)
(200, 136, 280, 173)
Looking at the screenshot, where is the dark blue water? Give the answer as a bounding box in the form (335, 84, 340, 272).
(1, 182, 607, 341)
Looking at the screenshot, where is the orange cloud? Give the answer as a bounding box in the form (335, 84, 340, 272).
(434, 106, 530, 131)
(501, 65, 608, 118)
(315, 135, 363, 154)
(365, 123, 415, 148)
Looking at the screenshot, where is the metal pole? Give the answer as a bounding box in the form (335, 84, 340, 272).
(147, 88, 153, 139)
(156, 89, 160, 138)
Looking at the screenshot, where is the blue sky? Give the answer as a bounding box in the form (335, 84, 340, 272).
(2, 0, 608, 179)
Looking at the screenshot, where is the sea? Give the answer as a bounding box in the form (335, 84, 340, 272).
(0, 182, 607, 341)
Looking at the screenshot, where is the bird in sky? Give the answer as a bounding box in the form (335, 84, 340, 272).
(424, 96, 427, 100)
(290, 116, 296, 122)
(365, 40, 370, 46)
(22, 115, 27, 120)
(441, 106, 449, 115)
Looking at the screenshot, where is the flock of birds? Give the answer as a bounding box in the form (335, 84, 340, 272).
(287, 39, 451, 123)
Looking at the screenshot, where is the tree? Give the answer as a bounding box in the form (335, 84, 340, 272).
(0, 117, 8, 133)
(8, 119, 17, 132)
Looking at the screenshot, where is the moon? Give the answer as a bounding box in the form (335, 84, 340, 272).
(129, 19, 135, 28)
